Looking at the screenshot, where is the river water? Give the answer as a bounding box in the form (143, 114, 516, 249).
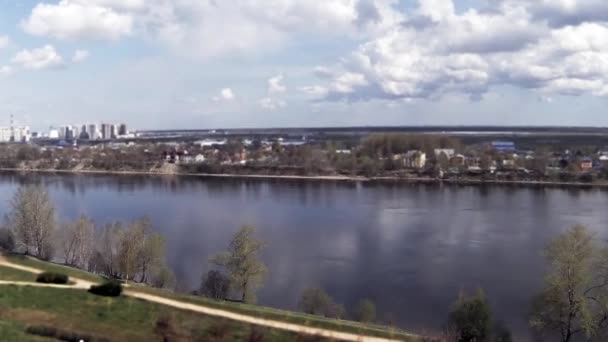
(0, 172, 606, 339)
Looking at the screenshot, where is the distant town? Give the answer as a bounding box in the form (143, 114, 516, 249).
(2, 123, 608, 185)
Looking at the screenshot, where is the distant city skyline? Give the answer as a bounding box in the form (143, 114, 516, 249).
(1, 1, 608, 129)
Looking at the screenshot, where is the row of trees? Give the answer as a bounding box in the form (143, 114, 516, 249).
(0, 184, 172, 288)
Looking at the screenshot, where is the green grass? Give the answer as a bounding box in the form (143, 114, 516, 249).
(2, 254, 104, 283)
(0, 265, 37, 282)
(0, 286, 326, 342)
(127, 284, 419, 341)
(0, 320, 54, 341)
(0, 253, 419, 341)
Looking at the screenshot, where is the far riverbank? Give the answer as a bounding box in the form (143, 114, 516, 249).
(0, 167, 607, 189)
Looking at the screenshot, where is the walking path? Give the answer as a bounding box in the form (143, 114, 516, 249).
(0, 256, 414, 342)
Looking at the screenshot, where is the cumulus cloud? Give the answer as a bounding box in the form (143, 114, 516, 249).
(72, 49, 90, 63)
(12, 45, 64, 70)
(21, 0, 402, 58)
(0, 66, 12, 76)
(0, 35, 9, 49)
(213, 88, 236, 102)
(259, 97, 287, 110)
(313, 0, 608, 102)
(507, 0, 608, 28)
(268, 74, 286, 94)
(22, 0, 134, 40)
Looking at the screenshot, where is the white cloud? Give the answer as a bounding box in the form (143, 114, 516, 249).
(0, 36, 9, 49)
(72, 49, 90, 63)
(21, 0, 402, 59)
(268, 74, 286, 94)
(259, 97, 287, 110)
(300, 85, 329, 97)
(0, 66, 12, 76)
(213, 88, 236, 102)
(12, 45, 64, 70)
(22, 0, 134, 41)
(315, 0, 608, 102)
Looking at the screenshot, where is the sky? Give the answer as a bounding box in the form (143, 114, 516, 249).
(1, 0, 608, 130)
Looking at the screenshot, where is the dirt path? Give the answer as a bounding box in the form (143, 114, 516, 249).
(0, 257, 413, 342)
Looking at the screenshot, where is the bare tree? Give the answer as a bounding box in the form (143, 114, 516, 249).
(61, 215, 95, 268)
(212, 225, 267, 303)
(134, 218, 165, 283)
(9, 184, 56, 258)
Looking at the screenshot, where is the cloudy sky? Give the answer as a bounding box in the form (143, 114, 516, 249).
(1, 0, 608, 130)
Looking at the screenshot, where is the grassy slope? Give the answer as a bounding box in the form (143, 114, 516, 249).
(128, 284, 417, 341)
(0, 265, 37, 282)
(0, 286, 319, 342)
(0, 320, 54, 342)
(3, 254, 419, 341)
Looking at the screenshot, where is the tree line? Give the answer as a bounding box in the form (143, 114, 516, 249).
(0, 184, 173, 288)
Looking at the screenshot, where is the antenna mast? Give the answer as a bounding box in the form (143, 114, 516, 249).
(9, 114, 14, 143)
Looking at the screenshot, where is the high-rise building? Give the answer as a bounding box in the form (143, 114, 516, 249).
(101, 123, 112, 140)
(72, 125, 81, 140)
(0, 127, 31, 142)
(111, 124, 118, 139)
(118, 123, 127, 136)
(80, 124, 88, 139)
(88, 124, 98, 140)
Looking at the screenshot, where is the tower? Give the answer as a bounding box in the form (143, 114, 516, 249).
(9, 114, 14, 143)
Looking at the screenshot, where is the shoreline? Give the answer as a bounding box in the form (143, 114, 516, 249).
(0, 167, 606, 189)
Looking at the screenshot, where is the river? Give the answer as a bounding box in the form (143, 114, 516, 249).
(0, 172, 606, 339)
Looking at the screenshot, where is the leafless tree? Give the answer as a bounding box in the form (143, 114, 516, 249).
(9, 184, 56, 259)
(61, 215, 95, 268)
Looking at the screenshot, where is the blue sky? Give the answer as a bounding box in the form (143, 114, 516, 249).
(1, 0, 608, 131)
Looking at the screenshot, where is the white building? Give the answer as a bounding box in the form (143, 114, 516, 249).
(0, 127, 31, 142)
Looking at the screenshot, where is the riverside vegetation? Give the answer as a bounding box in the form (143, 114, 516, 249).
(1, 183, 606, 341)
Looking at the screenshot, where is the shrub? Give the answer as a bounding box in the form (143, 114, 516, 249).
(200, 270, 230, 300)
(298, 287, 331, 316)
(355, 299, 376, 323)
(448, 290, 492, 342)
(26, 325, 109, 342)
(89, 280, 123, 297)
(36, 272, 69, 284)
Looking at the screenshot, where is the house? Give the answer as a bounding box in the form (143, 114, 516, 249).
(434, 149, 455, 159)
(501, 159, 515, 169)
(194, 154, 206, 163)
(450, 154, 466, 167)
(579, 157, 593, 171)
(403, 151, 427, 169)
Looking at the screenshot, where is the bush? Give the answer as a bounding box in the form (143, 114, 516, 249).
(36, 272, 69, 284)
(200, 270, 230, 300)
(89, 280, 123, 297)
(355, 299, 376, 323)
(298, 287, 332, 316)
(448, 290, 492, 342)
(26, 325, 109, 342)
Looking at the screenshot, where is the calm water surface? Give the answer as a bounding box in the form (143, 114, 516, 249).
(1, 172, 607, 339)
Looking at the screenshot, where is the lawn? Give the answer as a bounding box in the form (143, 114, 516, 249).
(127, 284, 419, 341)
(2, 253, 104, 283)
(0, 253, 419, 341)
(0, 286, 325, 342)
(0, 265, 37, 282)
(0, 320, 54, 341)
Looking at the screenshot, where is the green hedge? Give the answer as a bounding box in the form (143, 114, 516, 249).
(89, 280, 122, 297)
(36, 272, 69, 284)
